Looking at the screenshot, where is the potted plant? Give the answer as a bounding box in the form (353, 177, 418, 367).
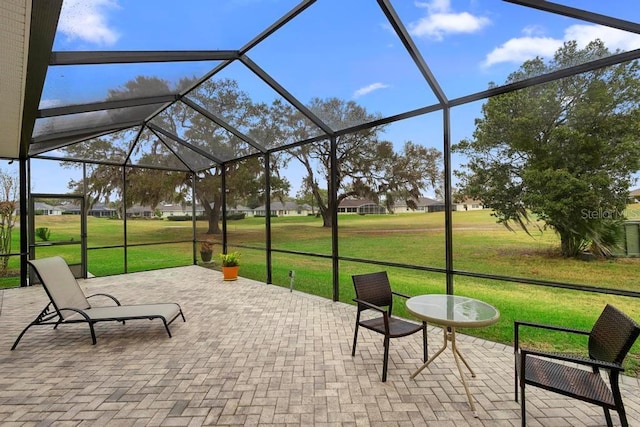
(200, 241, 213, 263)
(219, 251, 240, 281)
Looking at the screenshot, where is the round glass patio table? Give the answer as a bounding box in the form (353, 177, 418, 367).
(406, 294, 500, 417)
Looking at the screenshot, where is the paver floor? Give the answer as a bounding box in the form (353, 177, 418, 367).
(0, 265, 638, 426)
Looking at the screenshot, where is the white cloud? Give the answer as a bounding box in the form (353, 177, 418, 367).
(522, 25, 545, 37)
(483, 24, 640, 68)
(38, 99, 63, 109)
(409, 0, 490, 41)
(58, 0, 121, 46)
(353, 83, 390, 98)
(483, 36, 560, 68)
(415, 0, 450, 14)
(565, 24, 640, 52)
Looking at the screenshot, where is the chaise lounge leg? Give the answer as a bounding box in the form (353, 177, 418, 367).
(89, 322, 97, 345)
(11, 323, 36, 350)
(163, 320, 173, 338)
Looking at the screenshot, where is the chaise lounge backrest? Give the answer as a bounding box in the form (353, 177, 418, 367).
(29, 256, 91, 320)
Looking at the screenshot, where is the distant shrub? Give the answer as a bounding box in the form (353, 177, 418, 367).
(167, 215, 208, 221)
(35, 227, 51, 241)
(227, 213, 245, 220)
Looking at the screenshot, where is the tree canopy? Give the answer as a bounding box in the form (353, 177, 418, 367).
(286, 98, 442, 227)
(64, 76, 289, 233)
(63, 79, 442, 232)
(454, 40, 640, 257)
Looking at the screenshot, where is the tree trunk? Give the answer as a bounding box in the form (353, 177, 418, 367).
(559, 231, 581, 258)
(201, 195, 222, 235)
(207, 209, 220, 234)
(321, 210, 331, 228)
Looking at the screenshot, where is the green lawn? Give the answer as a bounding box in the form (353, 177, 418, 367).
(4, 208, 640, 375)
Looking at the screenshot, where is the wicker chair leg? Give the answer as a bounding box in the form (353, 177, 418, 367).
(422, 322, 428, 362)
(612, 376, 628, 427)
(382, 335, 390, 382)
(602, 408, 613, 427)
(351, 322, 359, 357)
(514, 358, 519, 402)
(617, 408, 628, 427)
(520, 383, 526, 427)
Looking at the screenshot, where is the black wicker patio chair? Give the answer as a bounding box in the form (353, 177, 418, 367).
(351, 271, 427, 382)
(514, 304, 640, 427)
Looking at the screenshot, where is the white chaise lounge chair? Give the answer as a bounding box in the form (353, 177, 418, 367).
(11, 256, 185, 349)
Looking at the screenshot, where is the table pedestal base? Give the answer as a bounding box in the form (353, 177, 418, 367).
(410, 327, 479, 417)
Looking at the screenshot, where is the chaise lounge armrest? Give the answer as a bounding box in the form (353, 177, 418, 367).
(87, 293, 121, 306)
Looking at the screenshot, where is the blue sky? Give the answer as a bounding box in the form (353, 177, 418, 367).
(31, 0, 640, 196)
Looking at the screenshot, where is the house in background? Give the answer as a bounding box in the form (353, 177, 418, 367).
(253, 201, 312, 217)
(630, 188, 640, 203)
(337, 199, 386, 215)
(391, 197, 444, 214)
(32, 202, 62, 215)
(64, 203, 117, 218)
(126, 205, 154, 218)
(158, 203, 205, 218)
(453, 198, 485, 211)
(228, 205, 255, 217)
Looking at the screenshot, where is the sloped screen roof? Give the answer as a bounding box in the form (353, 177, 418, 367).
(14, 0, 640, 171)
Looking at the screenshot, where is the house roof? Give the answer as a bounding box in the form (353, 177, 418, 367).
(33, 202, 55, 210)
(395, 197, 443, 207)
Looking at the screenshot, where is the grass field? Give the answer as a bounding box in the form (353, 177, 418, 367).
(4, 207, 640, 375)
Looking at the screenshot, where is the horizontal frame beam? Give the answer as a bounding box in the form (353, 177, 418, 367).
(147, 123, 223, 165)
(505, 0, 640, 35)
(50, 50, 240, 65)
(31, 120, 142, 144)
(180, 97, 267, 153)
(37, 95, 180, 118)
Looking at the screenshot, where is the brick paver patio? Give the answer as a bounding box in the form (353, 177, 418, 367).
(0, 265, 638, 426)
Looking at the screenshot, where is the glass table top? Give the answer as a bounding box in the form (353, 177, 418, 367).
(406, 294, 500, 328)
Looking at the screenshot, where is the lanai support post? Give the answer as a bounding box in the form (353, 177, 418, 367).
(330, 136, 339, 302)
(19, 158, 29, 287)
(265, 154, 272, 284)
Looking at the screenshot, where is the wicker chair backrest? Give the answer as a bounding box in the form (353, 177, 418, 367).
(352, 271, 393, 310)
(589, 304, 640, 364)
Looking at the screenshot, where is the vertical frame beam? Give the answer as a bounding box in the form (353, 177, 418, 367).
(221, 166, 228, 253)
(191, 173, 197, 265)
(122, 165, 128, 273)
(19, 159, 29, 287)
(377, 0, 448, 106)
(265, 154, 273, 284)
(330, 136, 339, 301)
(81, 164, 87, 278)
(443, 108, 454, 295)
